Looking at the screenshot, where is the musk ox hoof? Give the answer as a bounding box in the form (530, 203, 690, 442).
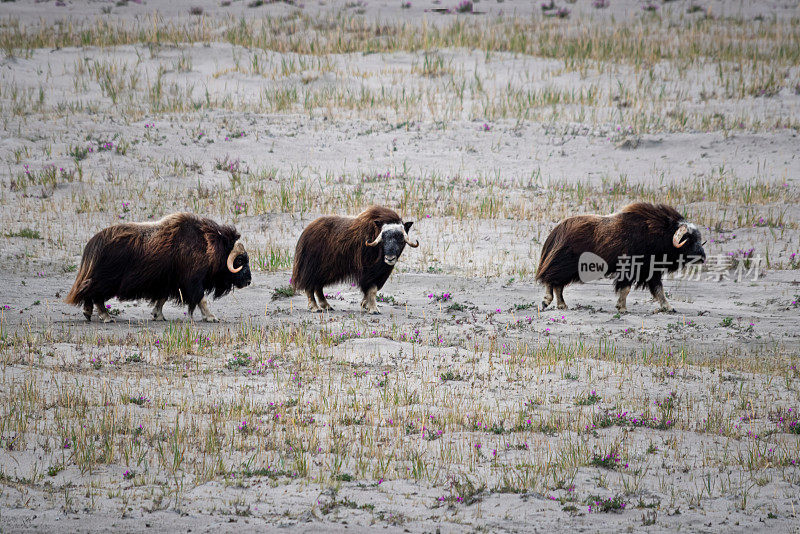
(361, 302, 380, 314)
(658, 306, 676, 314)
(616, 307, 628, 314)
(101, 316, 115, 324)
(152, 312, 165, 321)
(320, 303, 333, 311)
(83, 313, 92, 322)
(557, 303, 568, 310)
(539, 301, 550, 311)
(202, 315, 219, 323)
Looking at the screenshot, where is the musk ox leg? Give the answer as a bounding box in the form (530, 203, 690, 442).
(182, 283, 205, 320)
(360, 286, 379, 314)
(540, 284, 554, 310)
(151, 299, 166, 321)
(315, 288, 333, 311)
(83, 301, 93, 322)
(198, 297, 219, 323)
(615, 286, 631, 313)
(554, 286, 568, 310)
(95, 301, 114, 323)
(305, 290, 321, 312)
(649, 282, 675, 313)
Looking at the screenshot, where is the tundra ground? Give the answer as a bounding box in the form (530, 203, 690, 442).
(1, 1, 799, 532)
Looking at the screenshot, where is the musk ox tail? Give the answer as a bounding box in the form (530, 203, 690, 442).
(535, 221, 584, 286)
(291, 228, 316, 292)
(535, 226, 561, 284)
(290, 248, 303, 291)
(65, 232, 106, 305)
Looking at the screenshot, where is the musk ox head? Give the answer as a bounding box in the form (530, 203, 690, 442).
(220, 241, 252, 290)
(672, 222, 706, 265)
(365, 221, 418, 266)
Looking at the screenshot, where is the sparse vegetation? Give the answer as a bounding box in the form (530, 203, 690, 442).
(0, 1, 798, 532)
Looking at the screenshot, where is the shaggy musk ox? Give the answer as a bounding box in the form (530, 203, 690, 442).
(536, 203, 705, 313)
(292, 206, 418, 314)
(66, 213, 251, 323)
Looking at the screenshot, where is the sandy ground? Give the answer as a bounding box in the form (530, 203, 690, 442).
(1, 0, 800, 532)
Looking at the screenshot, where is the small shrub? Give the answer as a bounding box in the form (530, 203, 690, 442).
(455, 0, 472, 13)
(226, 351, 252, 369)
(376, 293, 398, 304)
(587, 495, 626, 513)
(589, 449, 627, 470)
(575, 390, 602, 406)
(440, 370, 464, 382)
(6, 228, 40, 239)
(124, 394, 149, 406)
(47, 464, 64, 477)
(272, 285, 295, 300)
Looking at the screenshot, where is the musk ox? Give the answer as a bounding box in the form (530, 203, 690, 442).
(292, 205, 418, 314)
(536, 203, 705, 313)
(65, 213, 251, 323)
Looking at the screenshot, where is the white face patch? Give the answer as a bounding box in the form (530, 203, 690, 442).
(679, 221, 700, 239)
(380, 223, 404, 235)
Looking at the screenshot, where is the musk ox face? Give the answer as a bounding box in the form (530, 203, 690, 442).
(368, 221, 418, 266)
(224, 241, 252, 289)
(673, 222, 706, 265)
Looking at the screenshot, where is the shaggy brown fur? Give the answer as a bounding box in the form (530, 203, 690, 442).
(292, 206, 416, 313)
(66, 213, 251, 322)
(536, 203, 705, 313)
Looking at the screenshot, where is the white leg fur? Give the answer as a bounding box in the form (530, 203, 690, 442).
(152, 298, 166, 321)
(654, 286, 675, 313)
(306, 290, 320, 312)
(555, 286, 568, 310)
(541, 284, 554, 310)
(95, 302, 113, 323)
(616, 286, 630, 313)
(315, 289, 332, 311)
(199, 297, 219, 322)
(361, 287, 379, 314)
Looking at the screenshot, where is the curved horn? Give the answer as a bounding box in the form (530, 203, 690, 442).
(227, 241, 245, 273)
(365, 233, 383, 247)
(404, 234, 419, 248)
(672, 224, 689, 248)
